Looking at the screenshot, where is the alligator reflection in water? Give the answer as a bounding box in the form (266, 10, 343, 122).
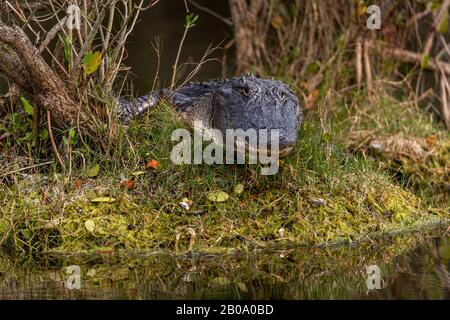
(367, 236, 450, 299)
(0, 234, 448, 299)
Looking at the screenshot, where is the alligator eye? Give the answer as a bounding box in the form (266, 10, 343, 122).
(242, 85, 250, 96)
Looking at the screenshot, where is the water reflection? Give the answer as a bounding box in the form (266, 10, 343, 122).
(0, 233, 448, 299)
(366, 237, 450, 299)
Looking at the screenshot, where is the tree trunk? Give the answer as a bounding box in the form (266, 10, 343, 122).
(0, 23, 95, 136)
(228, 0, 262, 74)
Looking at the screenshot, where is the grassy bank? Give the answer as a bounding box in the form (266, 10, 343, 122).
(0, 92, 448, 256)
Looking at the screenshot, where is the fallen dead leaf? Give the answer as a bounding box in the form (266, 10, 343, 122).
(72, 178, 84, 190)
(426, 135, 438, 147)
(145, 159, 160, 169)
(369, 135, 430, 161)
(120, 179, 136, 190)
(305, 89, 319, 110)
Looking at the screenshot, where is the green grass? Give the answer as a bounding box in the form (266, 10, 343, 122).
(0, 97, 448, 256)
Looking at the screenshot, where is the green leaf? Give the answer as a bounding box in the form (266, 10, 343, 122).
(84, 219, 96, 233)
(131, 171, 146, 177)
(82, 51, 102, 75)
(83, 163, 100, 178)
(437, 10, 449, 33)
(60, 36, 72, 66)
(233, 184, 244, 195)
(20, 97, 34, 116)
(69, 128, 76, 139)
(211, 277, 231, 286)
(338, 221, 353, 235)
(207, 190, 229, 203)
(91, 197, 116, 203)
(39, 129, 49, 141)
(20, 229, 32, 239)
(62, 136, 69, 146)
(421, 54, 430, 69)
(185, 13, 199, 28)
(322, 131, 332, 143)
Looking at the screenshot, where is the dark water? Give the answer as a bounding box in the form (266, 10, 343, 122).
(0, 233, 449, 300)
(125, 0, 231, 94)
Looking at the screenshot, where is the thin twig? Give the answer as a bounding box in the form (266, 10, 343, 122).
(0, 161, 53, 178)
(355, 36, 362, 88)
(47, 110, 65, 169)
(363, 40, 372, 91)
(187, 0, 232, 26)
(171, 23, 190, 89)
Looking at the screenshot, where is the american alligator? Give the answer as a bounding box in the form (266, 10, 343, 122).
(118, 75, 303, 155)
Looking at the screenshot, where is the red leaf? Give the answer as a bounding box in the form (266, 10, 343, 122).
(145, 159, 160, 169)
(120, 179, 136, 190)
(73, 178, 84, 190)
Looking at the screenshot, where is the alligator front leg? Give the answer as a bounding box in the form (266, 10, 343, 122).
(117, 91, 162, 124)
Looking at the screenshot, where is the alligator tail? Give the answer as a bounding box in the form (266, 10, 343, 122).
(117, 90, 165, 124)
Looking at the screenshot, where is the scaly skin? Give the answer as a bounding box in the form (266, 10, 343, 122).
(118, 75, 303, 155)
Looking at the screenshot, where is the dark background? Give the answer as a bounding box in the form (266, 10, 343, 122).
(124, 0, 232, 94)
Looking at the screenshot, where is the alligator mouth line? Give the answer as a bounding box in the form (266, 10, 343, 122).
(193, 124, 295, 159)
(213, 140, 294, 159)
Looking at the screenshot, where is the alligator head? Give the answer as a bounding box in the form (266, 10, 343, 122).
(209, 75, 303, 156)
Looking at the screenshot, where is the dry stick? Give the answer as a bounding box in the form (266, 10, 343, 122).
(0, 161, 53, 178)
(151, 38, 161, 92)
(46, 110, 65, 168)
(368, 42, 450, 76)
(406, 9, 431, 28)
(106, 0, 145, 90)
(440, 71, 450, 129)
(100, 1, 116, 83)
(396, 88, 434, 108)
(363, 40, 372, 92)
(32, 100, 40, 144)
(171, 23, 190, 90)
(187, 0, 232, 26)
(180, 55, 221, 88)
(38, 16, 68, 52)
(355, 36, 362, 88)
